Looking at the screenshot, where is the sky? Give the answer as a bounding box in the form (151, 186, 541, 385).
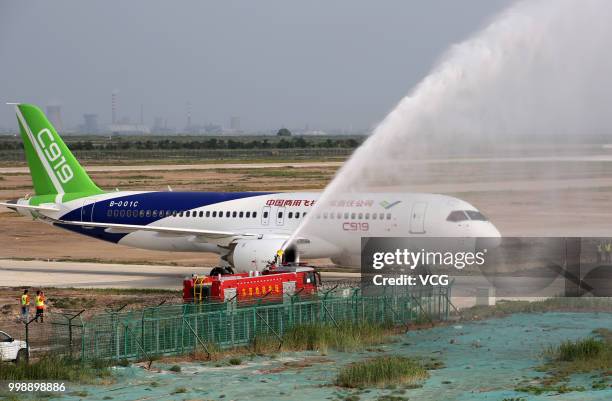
(0, 0, 513, 132)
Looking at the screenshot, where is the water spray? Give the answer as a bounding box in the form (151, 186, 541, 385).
(286, 0, 612, 249)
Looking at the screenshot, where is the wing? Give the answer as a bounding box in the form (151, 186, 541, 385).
(48, 218, 259, 240)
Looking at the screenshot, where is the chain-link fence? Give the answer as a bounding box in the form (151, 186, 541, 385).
(78, 286, 451, 362)
(2, 311, 85, 362)
(4, 286, 452, 363)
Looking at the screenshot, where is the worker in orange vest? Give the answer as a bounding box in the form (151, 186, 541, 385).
(34, 290, 46, 323)
(20, 289, 30, 322)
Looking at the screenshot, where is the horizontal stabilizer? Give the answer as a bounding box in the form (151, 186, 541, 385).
(0, 201, 59, 212)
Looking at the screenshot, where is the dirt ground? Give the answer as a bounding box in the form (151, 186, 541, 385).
(3, 159, 612, 267)
(0, 287, 182, 322)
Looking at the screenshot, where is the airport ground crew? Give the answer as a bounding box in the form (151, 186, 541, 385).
(275, 249, 284, 266)
(34, 290, 45, 323)
(20, 289, 30, 322)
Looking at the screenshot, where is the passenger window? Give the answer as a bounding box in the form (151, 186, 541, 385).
(351, 213, 356, 219)
(113, 210, 119, 217)
(358, 213, 363, 219)
(246, 211, 251, 218)
(295, 212, 300, 218)
(199, 211, 203, 218)
(186, 211, 191, 217)
(152, 210, 158, 217)
(206, 211, 210, 217)
(232, 211, 237, 218)
(386, 213, 391, 220)
(172, 210, 177, 216)
(288, 212, 293, 219)
(365, 213, 370, 219)
(179, 211, 184, 217)
(127, 210, 132, 217)
(194, 212, 198, 218)
(146, 210, 151, 217)
(263, 211, 268, 218)
(212, 211, 217, 217)
(120, 210, 125, 217)
(302, 212, 306, 217)
(107, 210, 112, 217)
(278, 212, 283, 218)
(159, 210, 164, 217)
(226, 211, 230, 218)
(323, 212, 328, 219)
(372, 213, 377, 220)
(239, 211, 244, 218)
(344, 212, 349, 219)
(140, 210, 145, 218)
(253, 212, 257, 218)
(379, 213, 384, 220)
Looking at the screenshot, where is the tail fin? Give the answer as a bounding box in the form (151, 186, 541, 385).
(14, 103, 103, 196)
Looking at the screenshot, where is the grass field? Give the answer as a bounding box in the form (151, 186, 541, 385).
(335, 356, 429, 388)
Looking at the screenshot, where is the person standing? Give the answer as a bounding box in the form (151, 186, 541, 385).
(34, 290, 46, 323)
(20, 289, 30, 322)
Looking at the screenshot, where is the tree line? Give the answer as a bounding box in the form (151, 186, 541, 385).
(0, 137, 363, 151)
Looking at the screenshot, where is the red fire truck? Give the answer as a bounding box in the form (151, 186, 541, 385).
(183, 265, 321, 303)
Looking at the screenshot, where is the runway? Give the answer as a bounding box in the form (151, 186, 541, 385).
(0, 259, 359, 289)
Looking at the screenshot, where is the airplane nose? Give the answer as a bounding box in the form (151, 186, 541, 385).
(475, 223, 502, 250)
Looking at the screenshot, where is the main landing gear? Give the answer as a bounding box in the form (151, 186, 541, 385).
(209, 266, 235, 276)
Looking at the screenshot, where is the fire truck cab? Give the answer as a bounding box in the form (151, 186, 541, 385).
(183, 265, 321, 303)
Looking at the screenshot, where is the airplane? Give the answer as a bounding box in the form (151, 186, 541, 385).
(1, 104, 501, 273)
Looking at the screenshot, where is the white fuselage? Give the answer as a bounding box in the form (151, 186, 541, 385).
(25, 190, 501, 270)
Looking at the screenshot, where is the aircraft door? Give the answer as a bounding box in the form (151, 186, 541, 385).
(80, 200, 95, 222)
(276, 206, 285, 226)
(409, 202, 427, 234)
(261, 206, 271, 225)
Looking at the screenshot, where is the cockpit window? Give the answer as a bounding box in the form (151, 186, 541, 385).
(447, 210, 488, 222)
(465, 210, 488, 221)
(447, 211, 469, 222)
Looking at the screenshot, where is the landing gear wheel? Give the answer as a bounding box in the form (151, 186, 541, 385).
(209, 266, 233, 276)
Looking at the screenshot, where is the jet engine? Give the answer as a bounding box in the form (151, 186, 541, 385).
(225, 238, 298, 272)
